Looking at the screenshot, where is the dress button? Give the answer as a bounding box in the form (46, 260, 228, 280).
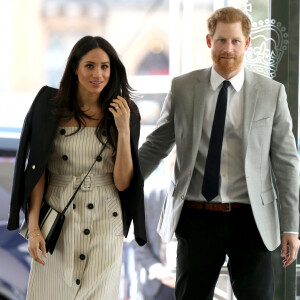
(60, 129, 66, 135)
(87, 203, 94, 209)
(79, 254, 86, 260)
(62, 155, 68, 160)
(113, 212, 118, 217)
(76, 279, 80, 285)
(73, 204, 76, 210)
(84, 229, 90, 235)
(96, 155, 102, 162)
(32, 165, 36, 170)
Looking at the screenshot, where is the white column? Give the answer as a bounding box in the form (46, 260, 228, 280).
(213, 0, 226, 11)
(0, 0, 13, 92)
(169, 0, 181, 76)
(182, 0, 195, 74)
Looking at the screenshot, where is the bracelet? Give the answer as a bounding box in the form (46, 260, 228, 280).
(28, 228, 40, 234)
(28, 231, 40, 238)
(29, 233, 41, 240)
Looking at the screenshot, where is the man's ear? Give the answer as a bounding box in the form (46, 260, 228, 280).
(206, 34, 212, 48)
(245, 36, 251, 50)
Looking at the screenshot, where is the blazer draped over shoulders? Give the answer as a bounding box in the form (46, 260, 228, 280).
(7, 85, 147, 246)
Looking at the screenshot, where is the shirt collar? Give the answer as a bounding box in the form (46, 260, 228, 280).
(210, 67, 244, 92)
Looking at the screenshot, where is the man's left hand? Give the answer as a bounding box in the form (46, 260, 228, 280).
(281, 233, 300, 268)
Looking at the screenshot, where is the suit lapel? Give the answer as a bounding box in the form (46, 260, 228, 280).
(192, 69, 211, 159)
(242, 69, 259, 157)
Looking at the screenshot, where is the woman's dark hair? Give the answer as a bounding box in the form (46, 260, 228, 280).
(54, 35, 136, 152)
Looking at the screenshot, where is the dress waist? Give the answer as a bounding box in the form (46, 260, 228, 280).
(49, 173, 114, 190)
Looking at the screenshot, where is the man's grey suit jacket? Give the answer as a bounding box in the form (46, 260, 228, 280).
(139, 67, 299, 251)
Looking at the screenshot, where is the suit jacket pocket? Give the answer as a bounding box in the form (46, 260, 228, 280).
(251, 117, 271, 129)
(105, 190, 123, 236)
(260, 188, 277, 205)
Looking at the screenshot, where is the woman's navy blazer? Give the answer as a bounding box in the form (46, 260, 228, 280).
(7, 86, 147, 246)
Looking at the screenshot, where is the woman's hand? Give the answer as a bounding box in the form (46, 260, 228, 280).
(28, 229, 47, 266)
(109, 96, 130, 134)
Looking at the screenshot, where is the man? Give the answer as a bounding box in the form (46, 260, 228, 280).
(138, 6, 300, 300)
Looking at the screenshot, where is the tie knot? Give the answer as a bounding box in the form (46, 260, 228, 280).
(223, 80, 231, 88)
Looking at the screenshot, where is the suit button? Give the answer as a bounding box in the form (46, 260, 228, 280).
(113, 212, 118, 217)
(96, 155, 102, 162)
(73, 204, 76, 210)
(79, 254, 86, 260)
(87, 203, 94, 209)
(32, 165, 36, 170)
(84, 229, 90, 235)
(76, 279, 80, 285)
(60, 129, 66, 135)
(62, 155, 68, 160)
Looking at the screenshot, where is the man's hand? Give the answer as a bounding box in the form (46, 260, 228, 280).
(161, 276, 176, 289)
(281, 233, 300, 268)
(148, 263, 176, 288)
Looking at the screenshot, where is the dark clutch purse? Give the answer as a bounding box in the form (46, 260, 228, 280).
(19, 147, 104, 254)
(19, 202, 65, 254)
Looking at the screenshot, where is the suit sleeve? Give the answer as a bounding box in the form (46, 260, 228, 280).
(119, 106, 147, 246)
(130, 105, 140, 153)
(138, 79, 176, 179)
(7, 86, 48, 230)
(270, 84, 299, 233)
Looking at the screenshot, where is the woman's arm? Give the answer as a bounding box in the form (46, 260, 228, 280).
(28, 170, 47, 265)
(109, 96, 133, 191)
(113, 131, 133, 191)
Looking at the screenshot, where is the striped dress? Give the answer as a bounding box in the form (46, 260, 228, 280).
(26, 127, 123, 300)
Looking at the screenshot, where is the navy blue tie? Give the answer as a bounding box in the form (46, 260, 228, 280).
(202, 80, 231, 202)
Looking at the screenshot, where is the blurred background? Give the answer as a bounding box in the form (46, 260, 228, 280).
(0, 0, 299, 299)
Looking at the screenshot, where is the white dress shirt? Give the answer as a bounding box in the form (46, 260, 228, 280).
(186, 67, 250, 204)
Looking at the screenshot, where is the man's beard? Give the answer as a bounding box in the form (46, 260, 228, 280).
(212, 52, 244, 75)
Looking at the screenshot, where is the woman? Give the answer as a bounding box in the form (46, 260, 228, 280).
(7, 36, 147, 300)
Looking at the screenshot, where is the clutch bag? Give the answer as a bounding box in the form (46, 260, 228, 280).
(19, 202, 65, 255)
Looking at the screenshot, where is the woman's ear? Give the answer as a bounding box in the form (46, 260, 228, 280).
(72, 63, 78, 75)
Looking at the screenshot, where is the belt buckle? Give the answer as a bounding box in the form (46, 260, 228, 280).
(223, 203, 231, 212)
(81, 174, 93, 191)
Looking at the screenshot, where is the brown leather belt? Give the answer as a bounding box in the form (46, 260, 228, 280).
(184, 201, 247, 212)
